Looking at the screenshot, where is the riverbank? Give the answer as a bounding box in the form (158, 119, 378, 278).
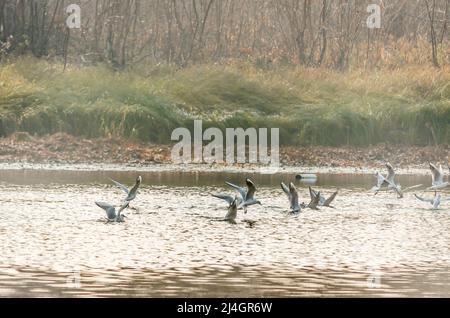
(1, 57, 449, 147)
(0, 133, 448, 172)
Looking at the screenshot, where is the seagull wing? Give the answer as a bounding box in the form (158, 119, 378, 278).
(126, 177, 141, 199)
(109, 178, 130, 194)
(386, 163, 395, 183)
(308, 188, 320, 209)
(225, 181, 247, 200)
(323, 190, 338, 206)
(429, 163, 443, 184)
(95, 201, 116, 219)
(414, 194, 433, 204)
(308, 186, 317, 201)
(281, 182, 291, 199)
(245, 178, 257, 200)
(375, 172, 386, 188)
(117, 201, 129, 218)
(212, 194, 235, 205)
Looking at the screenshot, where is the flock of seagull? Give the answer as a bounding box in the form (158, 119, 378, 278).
(94, 163, 450, 223)
(371, 162, 450, 210)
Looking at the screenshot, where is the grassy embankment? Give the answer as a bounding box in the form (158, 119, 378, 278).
(0, 56, 449, 146)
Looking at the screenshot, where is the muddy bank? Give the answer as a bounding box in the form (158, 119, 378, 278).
(0, 133, 449, 170)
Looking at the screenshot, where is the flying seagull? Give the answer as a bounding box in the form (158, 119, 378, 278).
(95, 201, 129, 222)
(371, 168, 403, 198)
(226, 178, 261, 213)
(309, 187, 338, 207)
(281, 182, 301, 213)
(428, 163, 449, 190)
(372, 164, 422, 197)
(109, 176, 142, 207)
(382, 163, 404, 198)
(414, 192, 443, 210)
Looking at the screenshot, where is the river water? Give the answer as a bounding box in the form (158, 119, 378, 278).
(0, 168, 449, 297)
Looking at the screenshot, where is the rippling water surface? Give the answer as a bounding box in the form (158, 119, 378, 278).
(0, 169, 449, 297)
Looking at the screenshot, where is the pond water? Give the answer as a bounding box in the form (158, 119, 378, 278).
(0, 168, 449, 297)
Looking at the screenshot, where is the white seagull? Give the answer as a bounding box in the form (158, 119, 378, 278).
(95, 201, 129, 222)
(225, 178, 261, 213)
(281, 182, 301, 213)
(428, 163, 449, 190)
(371, 167, 402, 198)
(109, 176, 142, 206)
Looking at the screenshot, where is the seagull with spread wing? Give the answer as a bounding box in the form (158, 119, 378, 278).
(371, 165, 403, 198)
(225, 178, 261, 213)
(428, 163, 449, 190)
(109, 176, 142, 208)
(95, 201, 129, 222)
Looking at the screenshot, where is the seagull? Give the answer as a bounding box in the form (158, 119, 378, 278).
(371, 169, 403, 198)
(428, 163, 449, 190)
(281, 182, 301, 213)
(109, 176, 142, 206)
(225, 178, 261, 213)
(309, 187, 338, 207)
(95, 201, 129, 222)
(414, 192, 443, 210)
(211, 193, 243, 209)
(383, 163, 404, 198)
